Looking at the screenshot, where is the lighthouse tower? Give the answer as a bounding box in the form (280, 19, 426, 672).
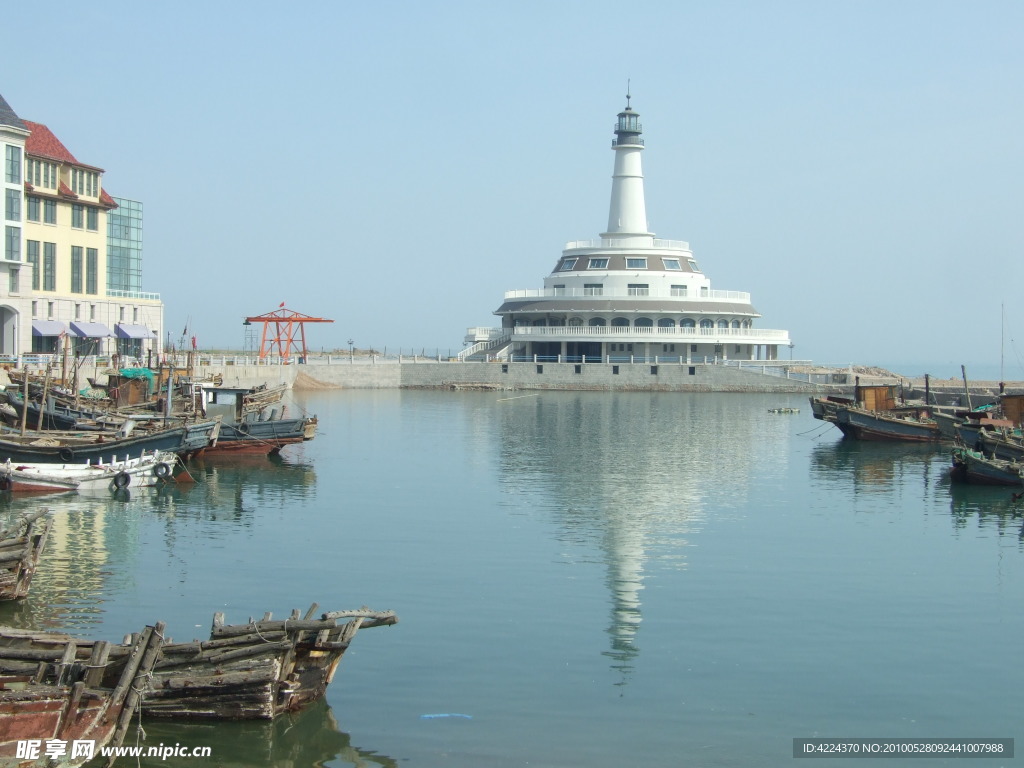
(602, 93, 654, 246)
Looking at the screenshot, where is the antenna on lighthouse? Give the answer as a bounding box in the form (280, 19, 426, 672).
(626, 79, 631, 107)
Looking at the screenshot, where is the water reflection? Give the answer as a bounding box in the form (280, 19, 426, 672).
(492, 392, 788, 682)
(132, 699, 397, 767)
(809, 439, 944, 496)
(947, 481, 1024, 542)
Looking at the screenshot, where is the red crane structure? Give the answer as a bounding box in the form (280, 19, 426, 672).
(244, 305, 334, 362)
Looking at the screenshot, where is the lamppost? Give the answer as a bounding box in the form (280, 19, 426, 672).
(789, 343, 794, 361)
(348, 339, 354, 362)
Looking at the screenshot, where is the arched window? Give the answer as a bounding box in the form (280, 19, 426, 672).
(568, 317, 583, 326)
(700, 319, 714, 329)
(717, 319, 729, 329)
(589, 317, 607, 326)
(611, 317, 630, 327)
(731, 320, 740, 329)
(635, 317, 653, 327)
(681, 318, 696, 328)
(742, 320, 751, 328)
(657, 318, 675, 327)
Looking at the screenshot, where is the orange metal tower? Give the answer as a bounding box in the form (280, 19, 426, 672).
(244, 305, 334, 362)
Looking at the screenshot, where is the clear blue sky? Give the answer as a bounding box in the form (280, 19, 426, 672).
(5, 1, 1023, 377)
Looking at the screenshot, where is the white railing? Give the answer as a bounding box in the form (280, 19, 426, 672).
(562, 238, 691, 251)
(510, 325, 791, 340)
(458, 332, 512, 361)
(106, 289, 162, 301)
(464, 326, 506, 342)
(503, 287, 751, 302)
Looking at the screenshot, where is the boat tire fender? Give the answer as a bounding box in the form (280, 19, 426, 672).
(112, 471, 131, 490)
(58, 448, 74, 463)
(153, 462, 172, 479)
(237, 422, 250, 435)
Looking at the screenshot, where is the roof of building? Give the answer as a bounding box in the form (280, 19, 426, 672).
(23, 120, 104, 172)
(23, 121, 78, 163)
(0, 93, 27, 132)
(495, 299, 761, 316)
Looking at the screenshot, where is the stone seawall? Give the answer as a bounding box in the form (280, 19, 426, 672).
(191, 360, 827, 393)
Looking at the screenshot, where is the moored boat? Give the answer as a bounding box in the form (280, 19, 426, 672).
(0, 451, 180, 494)
(0, 418, 220, 465)
(950, 445, 1024, 487)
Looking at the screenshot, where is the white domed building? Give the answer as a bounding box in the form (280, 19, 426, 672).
(466, 97, 791, 364)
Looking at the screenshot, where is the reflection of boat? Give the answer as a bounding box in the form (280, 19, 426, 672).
(0, 622, 165, 767)
(0, 450, 179, 494)
(0, 605, 397, 721)
(133, 699, 399, 768)
(0, 511, 50, 600)
(950, 445, 1024, 487)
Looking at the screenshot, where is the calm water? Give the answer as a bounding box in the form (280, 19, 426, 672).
(1, 390, 1022, 767)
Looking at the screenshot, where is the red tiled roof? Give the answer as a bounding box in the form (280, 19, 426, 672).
(23, 121, 78, 164)
(100, 190, 118, 210)
(58, 181, 78, 199)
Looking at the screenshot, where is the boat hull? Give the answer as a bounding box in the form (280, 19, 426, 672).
(835, 407, 942, 442)
(950, 446, 1024, 486)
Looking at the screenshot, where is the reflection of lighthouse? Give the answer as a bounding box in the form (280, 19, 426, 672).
(490, 392, 772, 685)
(602, 519, 645, 678)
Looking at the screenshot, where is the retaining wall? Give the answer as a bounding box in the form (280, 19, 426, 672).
(191, 360, 827, 393)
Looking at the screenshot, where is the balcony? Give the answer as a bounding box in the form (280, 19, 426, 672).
(563, 238, 690, 251)
(503, 287, 751, 302)
(509, 325, 791, 342)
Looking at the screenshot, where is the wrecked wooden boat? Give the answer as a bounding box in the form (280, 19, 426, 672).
(138, 605, 397, 720)
(0, 605, 397, 722)
(0, 511, 51, 600)
(0, 451, 180, 494)
(0, 622, 165, 767)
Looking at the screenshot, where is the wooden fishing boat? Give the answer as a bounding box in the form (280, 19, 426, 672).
(0, 418, 220, 464)
(0, 451, 179, 494)
(139, 605, 397, 720)
(834, 406, 942, 441)
(0, 622, 165, 767)
(198, 384, 317, 455)
(975, 428, 1024, 463)
(0, 511, 51, 600)
(950, 445, 1024, 486)
(0, 605, 397, 722)
(812, 383, 941, 441)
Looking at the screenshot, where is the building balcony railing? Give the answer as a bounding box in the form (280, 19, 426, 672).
(503, 287, 751, 302)
(563, 238, 690, 251)
(509, 325, 791, 341)
(106, 289, 161, 301)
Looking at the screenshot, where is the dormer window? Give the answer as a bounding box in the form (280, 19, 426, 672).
(662, 258, 681, 270)
(559, 258, 577, 271)
(626, 258, 647, 269)
(687, 259, 700, 272)
(588, 258, 609, 269)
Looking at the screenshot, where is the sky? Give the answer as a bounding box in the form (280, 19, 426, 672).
(4, 1, 1023, 378)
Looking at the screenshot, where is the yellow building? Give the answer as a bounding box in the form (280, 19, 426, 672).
(1, 92, 163, 361)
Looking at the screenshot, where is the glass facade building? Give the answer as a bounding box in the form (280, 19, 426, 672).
(107, 197, 142, 293)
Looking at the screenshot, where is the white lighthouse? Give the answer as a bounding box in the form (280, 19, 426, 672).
(465, 95, 791, 363)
